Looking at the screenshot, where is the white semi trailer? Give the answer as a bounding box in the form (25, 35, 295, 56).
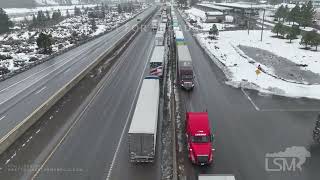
(128, 77, 160, 162)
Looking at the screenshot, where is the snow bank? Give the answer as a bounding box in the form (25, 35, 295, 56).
(196, 30, 320, 99)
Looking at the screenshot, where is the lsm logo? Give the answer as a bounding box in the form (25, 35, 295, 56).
(265, 146, 311, 172)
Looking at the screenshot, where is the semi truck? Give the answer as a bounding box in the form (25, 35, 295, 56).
(186, 112, 214, 165)
(149, 46, 165, 77)
(175, 30, 185, 45)
(151, 19, 158, 31)
(198, 175, 236, 180)
(158, 23, 167, 31)
(128, 77, 160, 162)
(155, 31, 165, 46)
(177, 45, 194, 90)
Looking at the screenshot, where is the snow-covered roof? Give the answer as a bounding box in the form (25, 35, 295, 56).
(150, 46, 164, 63)
(198, 3, 232, 11)
(128, 79, 160, 134)
(214, 2, 270, 9)
(206, 11, 224, 16)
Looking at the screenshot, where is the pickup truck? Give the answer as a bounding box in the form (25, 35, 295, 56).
(186, 112, 214, 165)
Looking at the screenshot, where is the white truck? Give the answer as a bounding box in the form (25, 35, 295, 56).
(155, 31, 165, 46)
(198, 175, 236, 180)
(128, 77, 160, 162)
(158, 23, 167, 31)
(151, 19, 158, 31)
(149, 46, 165, 77)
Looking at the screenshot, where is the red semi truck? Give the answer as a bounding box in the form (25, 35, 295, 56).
(186, 112, 214, 165)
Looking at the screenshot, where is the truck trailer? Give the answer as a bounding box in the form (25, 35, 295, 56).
(186, 112, 214, 165)
(198, 175, 236, 180)
(155, 31, 165, 46)
(177, 45, 194, 90)
(128, 77, 160, 163)
(149, 46, 165, 77)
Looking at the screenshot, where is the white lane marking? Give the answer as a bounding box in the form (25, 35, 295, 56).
(260, 109, 320, 112)
(35, 86, 47, 95)
(0, 116, 5, 121)
(241, 88, 260, 111)
(31, 28, 134, 179)
(105, 38, 153, 180)
(0, 29, 124, 104)
(64, 68, 71, 73)
(0, 53, 81, 93)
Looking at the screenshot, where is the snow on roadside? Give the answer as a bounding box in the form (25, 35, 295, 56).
(196, 30, 320, 99)
(0, 8, 144, 76)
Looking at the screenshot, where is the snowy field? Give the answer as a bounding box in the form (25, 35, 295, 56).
(196, 30, 320, 99)
(0, 10, 140, 75)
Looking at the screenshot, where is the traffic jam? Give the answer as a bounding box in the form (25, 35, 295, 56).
(126, 3, 223, 179)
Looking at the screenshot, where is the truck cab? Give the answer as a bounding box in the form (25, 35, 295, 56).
(186, 112, 214, 165)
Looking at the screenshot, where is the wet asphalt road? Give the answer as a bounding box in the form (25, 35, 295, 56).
(0, 8, 162, 180)
(0, 8, 155, 143)
(176, 10, 320, 180)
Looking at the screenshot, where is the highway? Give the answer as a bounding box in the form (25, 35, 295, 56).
(0, 7, 155, 152)
(0, 9, 162, 180)
(175, 10, 320, 180)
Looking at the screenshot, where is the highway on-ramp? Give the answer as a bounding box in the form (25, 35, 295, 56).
(176, 10, 320, 180)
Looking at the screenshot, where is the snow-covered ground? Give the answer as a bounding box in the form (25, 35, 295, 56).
(5, 4, 97, 21)
(196, 30, 320, 99)
(0, 9, 140, 76)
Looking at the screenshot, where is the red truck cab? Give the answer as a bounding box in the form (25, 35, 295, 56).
(186, 112, 214, 165)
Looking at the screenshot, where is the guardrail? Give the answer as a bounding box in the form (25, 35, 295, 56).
(0, 7, 157, 155)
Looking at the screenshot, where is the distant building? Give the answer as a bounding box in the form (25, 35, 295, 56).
(312, 0, 320, 7)
(205, 11, 225, 23)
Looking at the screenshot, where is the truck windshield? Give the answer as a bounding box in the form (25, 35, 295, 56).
(191, 136, 210, 143)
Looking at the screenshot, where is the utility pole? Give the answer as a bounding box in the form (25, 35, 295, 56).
(247, 3, 252, 35)
(260, 8, 265, 41)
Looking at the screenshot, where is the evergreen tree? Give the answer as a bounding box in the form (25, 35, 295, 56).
(283, 5, 290, 22)
(299, 4, 307, 26)
(0, 8, 13, 34)
(45, 10, 50, 20)
(66, 9, 71, 18)
(302, 1, 315, 28)
(300, 31, 314, 49)
(272, 22, 283, 37)
(74, 6, 82, 16)
(275, 5, 284, 21)
(37, 32, 53, 54)
(310, 33, 320, 51)
(117, 4, 122, 14)
(209, 24, 219, 38)
(37, 10, 46, 27)
(90, 18, 97, 31)
(32, 14, 37, 27)
(286, 25, 300, 43)
(288, 4, 300, 25)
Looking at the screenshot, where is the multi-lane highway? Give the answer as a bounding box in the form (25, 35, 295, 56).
(0, 8, 163, 180)
(176, 10, 320, 180)
(0, 7, 155, 153)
